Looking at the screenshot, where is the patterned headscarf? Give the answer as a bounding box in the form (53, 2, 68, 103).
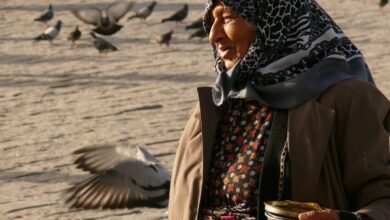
(204, 0, 373, 108)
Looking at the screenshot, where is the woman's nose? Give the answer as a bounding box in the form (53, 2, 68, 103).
(208, 20, 224, 43)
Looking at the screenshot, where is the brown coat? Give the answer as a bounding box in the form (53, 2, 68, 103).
(168, 79, 390, 220)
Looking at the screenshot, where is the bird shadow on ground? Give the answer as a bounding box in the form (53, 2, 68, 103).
(0, 170, 87, 184)
(0, 37, 36, 42)
(42, 209, 143, 219)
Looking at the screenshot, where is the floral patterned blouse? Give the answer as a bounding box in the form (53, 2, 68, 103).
(202, 98, 274, 219)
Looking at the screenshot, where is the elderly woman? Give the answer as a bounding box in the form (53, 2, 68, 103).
(168, 0, 390, 219)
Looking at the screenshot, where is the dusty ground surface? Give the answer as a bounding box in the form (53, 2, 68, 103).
(0, 0, 389, 219)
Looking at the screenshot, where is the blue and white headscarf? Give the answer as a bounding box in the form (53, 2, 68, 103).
(203, 0, 373, 108)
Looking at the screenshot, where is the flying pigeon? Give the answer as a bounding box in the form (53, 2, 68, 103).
(127, 1, 157, 21)
(188, 28, 207, 40)
(34, 4, 54, 24)
(90, 32, 118, 54)
(64, 145, 171, 209)
(185, 17, 203, 30)
(67, 25, 82, 48)
(71, 1, 134, 36)
(380, 0, 388, 7)
(161, 4, 188, 23)
(33, 20, 62, 44)
(155, 30, 173, 46)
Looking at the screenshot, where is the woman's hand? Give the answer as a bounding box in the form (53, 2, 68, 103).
(298, 209, 340, 220)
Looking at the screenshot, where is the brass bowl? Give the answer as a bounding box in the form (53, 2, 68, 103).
(264, 200, 323, 219)
(265, 211, 296, 220)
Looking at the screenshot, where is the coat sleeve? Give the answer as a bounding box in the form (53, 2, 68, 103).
(168, 103, 203, 220)
(340, 83, 390, 219)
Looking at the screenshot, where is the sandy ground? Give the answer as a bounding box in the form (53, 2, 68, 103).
(0, 0, 389, 219)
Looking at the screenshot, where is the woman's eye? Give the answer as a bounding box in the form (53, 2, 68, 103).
(223, 16, 236, 23)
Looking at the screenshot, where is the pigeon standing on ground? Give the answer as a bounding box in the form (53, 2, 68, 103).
(34, 4, 54, 24)
(188, 28, 207, 40)
(127, 1, 157, 21)
(161, 4, 188, 23)
(185, 17, 203, 30)
(380, 0, 388, 7)
(155, 30, 173, 46)
(90, 32, 118, 54)
(67, 25, 82, 48)
(64, 145, 171, 209)
(33, 20, 62, 44)
(72, 1, 134, 36)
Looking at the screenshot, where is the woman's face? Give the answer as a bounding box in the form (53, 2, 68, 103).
(209, 2, 257, 70)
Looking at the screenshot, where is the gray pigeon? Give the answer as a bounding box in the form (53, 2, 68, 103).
(188, 28, 207, 40)
(34, 20, 62, 44)
(380, 0, 388, 7)
(185, 17, 203, 30)
(90, 32, 118, 54)
(156, 30, 173, 46)
(34, 4, 54, 24)
(64, 145, 171, 209)
(67, 25, 82, 48)
(161, 4, 188, 23)
(72, 1, 134, 36)
(127, 1, 157, 21)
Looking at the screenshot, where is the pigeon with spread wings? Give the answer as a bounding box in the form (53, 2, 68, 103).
(64, 145, 171, 209)
(71, 1, 134, 36)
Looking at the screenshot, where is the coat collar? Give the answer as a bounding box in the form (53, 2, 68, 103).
(196, 87, 336, 201)
(197, 87, 227, 180)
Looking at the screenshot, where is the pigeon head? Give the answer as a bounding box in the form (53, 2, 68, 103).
(55, 20, 62, 29)
(100, 14, 110, 27)
(136, 146, 160, 165)
(49, 4, 52, 10)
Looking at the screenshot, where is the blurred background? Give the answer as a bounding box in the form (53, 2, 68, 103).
(0, 0, 389, 219)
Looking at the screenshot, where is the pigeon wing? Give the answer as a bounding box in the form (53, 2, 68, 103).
(43, 26, 59, 38)
(72, 8, 102, 26)
(73, 144, 136, 173)
(107, 1, 135, 22)
(65, 159, 170, 209)
(34, 10, 53, 22)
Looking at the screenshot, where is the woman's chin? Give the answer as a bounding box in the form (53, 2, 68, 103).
(223, 60, 235, 70)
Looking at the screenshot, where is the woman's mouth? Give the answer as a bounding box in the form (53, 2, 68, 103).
(218, 46, 232, 59)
